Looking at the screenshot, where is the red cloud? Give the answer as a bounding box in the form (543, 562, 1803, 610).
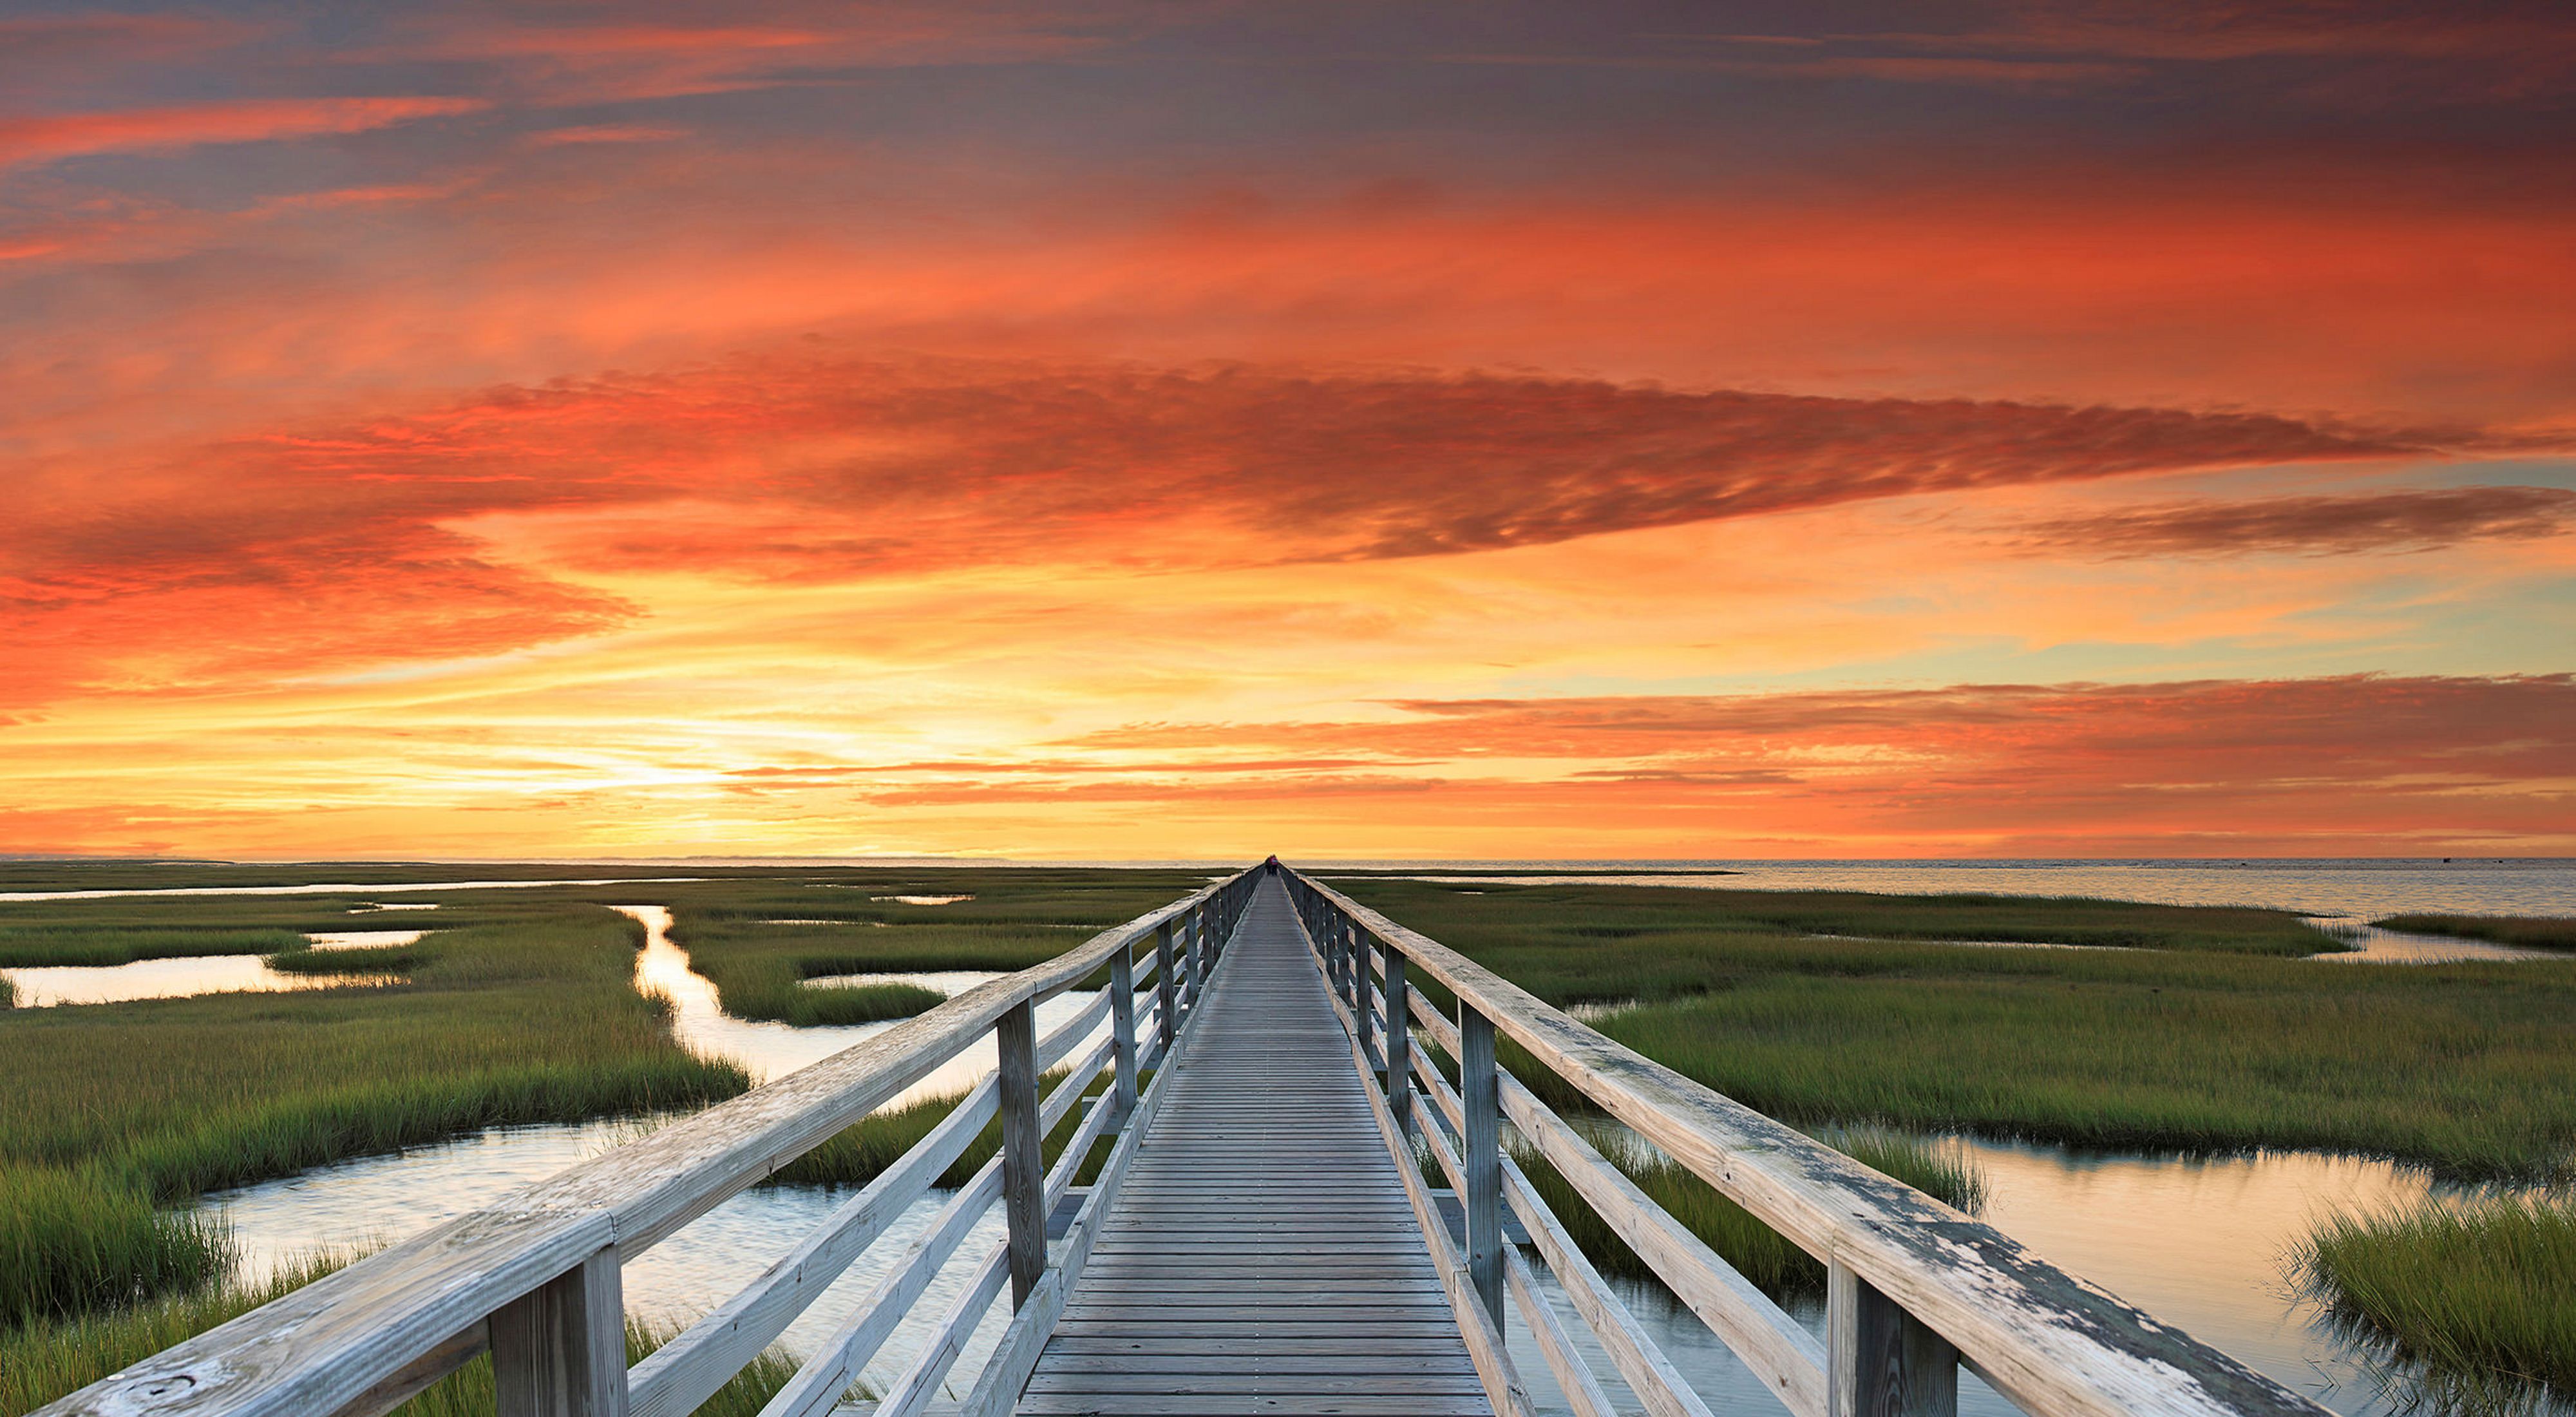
(2, 350, 2497, 705)
(2014, 486, 2576, 556)
(0, 97, 487, 170)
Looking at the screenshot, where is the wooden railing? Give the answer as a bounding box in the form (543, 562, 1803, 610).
(41, 868, 1262, 1417)
(1278, 865, 2331, 1417)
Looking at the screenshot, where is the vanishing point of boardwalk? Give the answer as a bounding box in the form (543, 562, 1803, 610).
(1020, 879, 1492, 1415)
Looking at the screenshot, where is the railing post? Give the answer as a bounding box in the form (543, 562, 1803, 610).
(1189, 904, 1208, 988)
(1458, 1000, 1503, 1324)
(1828, 1259, 1959, 1417)
(1352, 923, 1376, 1065)
(1154, 919, 1179, 1055)
(492, 1246, 627, 1417)
(1346, 922, 1365, 1016)
(1110, 940, 1139, 1116)
(1382, 937, 1412, 1138)
(996, 1000, 1047, 1308)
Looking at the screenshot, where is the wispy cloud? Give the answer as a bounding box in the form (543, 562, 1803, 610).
(0, 97, 487, 171)
(2014, 486, 2576, 556)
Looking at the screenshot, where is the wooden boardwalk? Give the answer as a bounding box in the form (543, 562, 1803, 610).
(1018, 878, 1491, 1416)
(44, 862, 2329, 1417)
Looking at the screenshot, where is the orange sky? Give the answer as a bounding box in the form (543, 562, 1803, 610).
(3, 1, 2572, 859)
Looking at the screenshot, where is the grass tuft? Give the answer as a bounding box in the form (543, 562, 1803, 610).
(263, 945, 424, 975)
(2298, 1194, 2576, 1408)
(2374, 915, 2576, 953)
(0, 928, 308, 969)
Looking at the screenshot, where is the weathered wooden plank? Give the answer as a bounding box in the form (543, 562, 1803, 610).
(1033, 1354, 1482, 1374)
(625, 1073, 1001, 1417)
(1041, 1340, 1484, 1371)
(1022, 1373, 1492, 1395)
(1832, 1258, 1961, 1417)
(996, 1000, 1048, 1309)
(1019, 1397, 1493, 1416)
(876, 1243, 1010, 1417)
(1507, 1242, 1618, 1417)
(1110, 944, 1139, 1116)
(1501, 1150, 1721, 1417)
(758, 1165, 1003, 1417)
(491, 1247, 624, 1417)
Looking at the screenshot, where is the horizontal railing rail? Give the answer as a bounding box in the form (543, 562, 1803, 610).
(1280, 864, 2331, 1417)
(42, 866, 1262, 1417)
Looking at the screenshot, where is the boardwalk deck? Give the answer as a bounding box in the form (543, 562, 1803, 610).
(1018, 879, 1492, 1417)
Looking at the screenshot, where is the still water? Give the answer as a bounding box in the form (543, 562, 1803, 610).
(2, 929, 432, 1007)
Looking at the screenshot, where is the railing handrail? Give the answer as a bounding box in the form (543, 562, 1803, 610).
(1281, 864, 2327, 1417)
(44, 867, 1262, 1417)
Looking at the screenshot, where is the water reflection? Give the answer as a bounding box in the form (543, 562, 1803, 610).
(616, 904, 1100, 1096)
(2305, 920, 2561, 965)
(3, 955, 388, 1007)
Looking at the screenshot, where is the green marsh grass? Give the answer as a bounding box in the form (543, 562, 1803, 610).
(263, 944, 425, 975)
(2375, 915, 2576, 953)
(1343, 880, 2576, 1179)
(0, 928, 308, 969)
(0, 906, 744, 1328)
(2298, 1195, 2576, 1408)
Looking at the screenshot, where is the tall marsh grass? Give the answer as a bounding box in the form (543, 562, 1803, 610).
(2299, 1195, 2576, 1409)
(0, 927, 307, 968)
(264, 944, 424, 975)
(2375, 915, 2576, 953)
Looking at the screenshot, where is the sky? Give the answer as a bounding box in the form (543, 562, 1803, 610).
(2, 0, 2571, 861)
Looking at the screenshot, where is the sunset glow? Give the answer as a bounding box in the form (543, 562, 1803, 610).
(5, 1, 2571, 859)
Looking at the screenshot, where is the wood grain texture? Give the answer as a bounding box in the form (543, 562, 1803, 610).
(492, 1247, 624, 1417)
(997, 1000, 1048, 1309)
(1832, 1259, 1960, 1417)
(1018, 878, 1495, 1417)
